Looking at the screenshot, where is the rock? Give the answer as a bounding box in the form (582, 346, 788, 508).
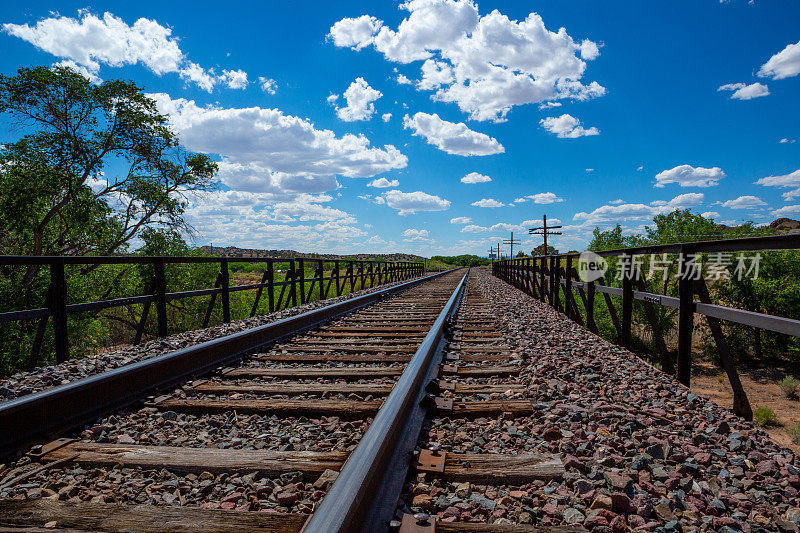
(645, 443, 665, 460)
(469, 493, 496, 510)
(455, 482, 471, 499)
(116, 434, 135, 444)
(542, 427, 563, 441)
(412, 493, 432, 507)
(611, 492, 634, 514)
(276, 492, 299, 506)
(654, 502, 676, 522)
(563, 507, 585, 524)
(313, 469, 338, 490)
(590, 494, 613, 510)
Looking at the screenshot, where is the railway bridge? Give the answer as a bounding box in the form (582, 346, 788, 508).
(0, 238, 799, 532)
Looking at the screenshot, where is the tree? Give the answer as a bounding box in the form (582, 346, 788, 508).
(532, 243, 558, 255)
(0, 66, 217, 272)
(0, 66, 217, 372)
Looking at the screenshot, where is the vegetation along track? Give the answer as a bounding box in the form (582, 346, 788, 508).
(0, 269, 572, 532)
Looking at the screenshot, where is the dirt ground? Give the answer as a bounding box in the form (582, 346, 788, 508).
(691, 363, 800, 453)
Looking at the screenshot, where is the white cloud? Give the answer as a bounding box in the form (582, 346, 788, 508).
(150, 93, 407, 197)
(460, 172, 491, 184)
(585, 168, 594, 172)
(539, 114, 599, 138)
(471, 198, 505, 208)
(3, 11, 251, 93)
(450, 216, 472, 224)
(382, 189, 451, 215)
(720, 195, 766, 209)
(328, 14, 383, 50)
(780, 138, 796, 144)
(758, 40, 800, 80)
(402, 228, 432, 241)
(221, 69, 248, 90)
(637, 165, 644, 171)
(515, 192, 564, 204)
(573, 193, 705, 225)
(717, 82, 769, 100)
(402, 112, 504, 156)
(52, 59, 102, 83)
(258, 77, 277, 94)
(755, 169, 800, 200)
(649, 193, 704, 208)
(396, 73, 413, 85)
(461, 224, 489, 233)
(701, 211, 720, 219)
(367, 177, 400, 188)
(382, 113, 392, 122)
(772, 205, 800, 217)
(609, 199, 625, 205)
(329, 1, 604, 122)
(654, 164, 725, 188)
(334, 77, 382, 121)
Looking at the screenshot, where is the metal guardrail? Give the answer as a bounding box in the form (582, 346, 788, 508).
(0, 255, 423, 364)
(303, 270, 468, 533)
(494, 233, 800, 421)
(0, 270, 452, 458)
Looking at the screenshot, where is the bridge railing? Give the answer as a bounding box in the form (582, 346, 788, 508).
(493, 233, 800, 420)
(0, 256, 424, 366)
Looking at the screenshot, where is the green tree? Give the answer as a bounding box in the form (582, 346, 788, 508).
(532, 243, 558, 255)
(0, 66, 217, 373)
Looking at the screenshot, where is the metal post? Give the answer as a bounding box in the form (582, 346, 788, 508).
(298, 259, 306, 305)
(267, 259, 275, 313)
(50, 260, 70, 363)
(621, 260, 632, 348)
(153, 258, 168, 337)
(565, 256, 573, 320)
(220, 259, 230, 323)
(587, 278, 596, 332)
(677, 249, 694, 386)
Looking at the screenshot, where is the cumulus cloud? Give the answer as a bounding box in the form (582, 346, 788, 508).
(573, 194, 705, 224)
(720, 195, 766, 209)
(396, 73, 413, 85)
(701, 211, 721, 219)
(329, 1, 604, 122)
(150, 93, 407, 197)
(654, 165, 725, 188)
(402, 112, 504, 156)
(450, 216, 472, 224)
(755, 169, 800, 199)
(772, 204, 800, 217)
(402, 228, 432, 241)
(758, 40, 800, 80)
(514, 192, 564, 204)
(2, 11, 253, 93)
(258, 77, 277, 94)
(780, 138, 796, 144)
(334, 77, 383, 121)
(718, 82, 769, 100)
(471, 198, 505, 208)
(367, 177, 400, 188)
(460, 172, 491, 184)
(539, 114, 599, 138)
(461, 224, 489, 233)
(382, 113, 392, 122)
(382, 189, 451, 215)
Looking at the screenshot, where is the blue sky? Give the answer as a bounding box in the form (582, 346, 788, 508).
(1, 1, 799, 257)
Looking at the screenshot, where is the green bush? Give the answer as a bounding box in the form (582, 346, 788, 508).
(778, 376, 800, 400)
(754, 407, 778, 427)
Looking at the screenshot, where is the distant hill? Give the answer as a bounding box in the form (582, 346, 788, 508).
(198, 245, 424, 262)
(770, 218, 800, 233)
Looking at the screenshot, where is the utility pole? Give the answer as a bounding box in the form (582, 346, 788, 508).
(528, 215, 562, 255)
(503, 231, 521, 258)
(487, 247, 496, 261)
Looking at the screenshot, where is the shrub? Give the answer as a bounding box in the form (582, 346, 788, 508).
(754, 407, 778, 427)
(778, 376, 800, 400)
(788, 423, 800, 444)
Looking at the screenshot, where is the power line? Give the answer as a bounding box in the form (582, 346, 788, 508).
(503, 231, 521, 258)
(528, 214, 562, 253)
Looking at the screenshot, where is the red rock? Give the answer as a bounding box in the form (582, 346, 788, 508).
(611, 492, 634, 514)
(220, 492, 243, 503)
(542, 427, 563, 441)
(563, 454, 585, 471)
(219, 501, 236, 510)
(276, 492, 299, 506)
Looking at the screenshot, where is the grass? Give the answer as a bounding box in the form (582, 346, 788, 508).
(754, 407, 778, 427)
(778, 376, 800, 400)
(788, 423, 800, 445)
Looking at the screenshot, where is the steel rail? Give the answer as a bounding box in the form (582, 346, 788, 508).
(302, 270, 469, 533)
(0, 270, 453, 458)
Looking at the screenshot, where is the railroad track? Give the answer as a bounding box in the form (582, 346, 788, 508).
(0, 269, 574, 532)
